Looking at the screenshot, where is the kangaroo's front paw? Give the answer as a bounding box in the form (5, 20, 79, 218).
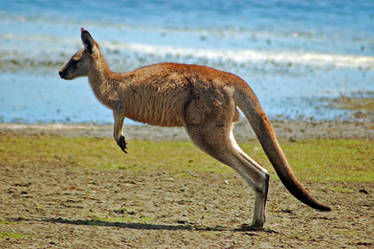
(117, 135, 128, 153)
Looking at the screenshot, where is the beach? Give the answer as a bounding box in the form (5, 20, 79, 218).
(1, 123, 374, 248)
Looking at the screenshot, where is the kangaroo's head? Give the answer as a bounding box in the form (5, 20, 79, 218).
(59, 28, 101, 80)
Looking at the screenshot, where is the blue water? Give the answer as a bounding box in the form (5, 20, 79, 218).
(1, 0, 374, 124)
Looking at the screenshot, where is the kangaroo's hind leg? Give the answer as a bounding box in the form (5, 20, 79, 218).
(185, 122, 270, 229)
(229, 130, 270, 228)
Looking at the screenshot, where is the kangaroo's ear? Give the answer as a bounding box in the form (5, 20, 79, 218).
(81, 28, 95, 53)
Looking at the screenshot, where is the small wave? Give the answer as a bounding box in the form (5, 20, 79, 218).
(1, 33, 373, 74)
(105, 42, 374, 70)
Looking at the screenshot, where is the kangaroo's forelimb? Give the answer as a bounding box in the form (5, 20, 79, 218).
(117, 136, 128, 154)
(113, 109, 127, 153)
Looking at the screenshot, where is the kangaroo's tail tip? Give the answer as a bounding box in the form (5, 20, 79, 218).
(318, 205, 332, 212)
(311, 200, 331, 211)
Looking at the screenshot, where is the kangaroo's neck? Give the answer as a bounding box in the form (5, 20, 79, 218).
(88, 53, 111, 83)
(87, 55, 119, 108)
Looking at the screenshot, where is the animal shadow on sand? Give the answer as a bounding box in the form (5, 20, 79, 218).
(9, 217, 277, 234)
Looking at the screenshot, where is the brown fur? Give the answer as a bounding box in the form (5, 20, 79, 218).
(59, 29, 330, 229)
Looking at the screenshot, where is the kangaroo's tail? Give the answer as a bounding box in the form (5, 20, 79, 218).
(234, 84, 331, 211)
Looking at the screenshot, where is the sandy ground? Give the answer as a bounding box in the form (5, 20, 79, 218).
(0, 121, 373, 248)
(1, 120, 374, 141)
(0, 160, 373, 248)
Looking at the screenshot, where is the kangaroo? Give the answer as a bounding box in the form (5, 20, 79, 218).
(59, 28, 331, 230)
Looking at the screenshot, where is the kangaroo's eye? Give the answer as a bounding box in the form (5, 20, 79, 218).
(71, 58, 80, 65)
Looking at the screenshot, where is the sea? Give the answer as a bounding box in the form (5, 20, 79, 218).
(1, 0, 374, 125)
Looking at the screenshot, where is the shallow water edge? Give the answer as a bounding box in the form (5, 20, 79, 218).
(1, 120, 373, 141)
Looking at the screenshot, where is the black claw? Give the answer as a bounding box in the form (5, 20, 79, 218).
(117, 135, 128, 153)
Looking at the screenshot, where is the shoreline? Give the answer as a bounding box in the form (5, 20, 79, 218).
(1, 120, 373, 141)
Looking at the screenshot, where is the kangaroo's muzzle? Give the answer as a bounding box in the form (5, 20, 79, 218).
(58, 70, 65, 79)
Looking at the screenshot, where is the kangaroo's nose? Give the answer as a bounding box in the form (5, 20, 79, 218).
(58, 70, 64, 78)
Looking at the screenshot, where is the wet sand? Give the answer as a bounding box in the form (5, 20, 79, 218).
(1, 120, 373, 141)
